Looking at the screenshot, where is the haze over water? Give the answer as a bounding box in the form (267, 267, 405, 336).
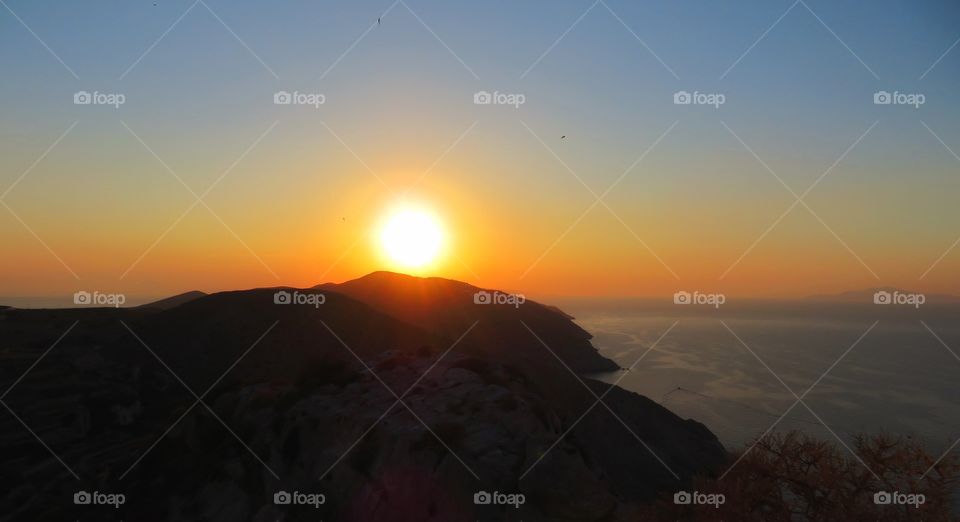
(561, 298, 960, 453)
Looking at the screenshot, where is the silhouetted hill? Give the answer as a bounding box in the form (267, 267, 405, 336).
(136, 290, 207, 310)
(806, 286, 960, 304)
(108, 287, 431, 393)
(317, 271, 618, 374)
(0, 273, 725, 522)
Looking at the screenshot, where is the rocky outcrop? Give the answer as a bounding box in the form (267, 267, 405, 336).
(318, 271, 620, 374)
(116, 351, 724, 521)
(0, 273, 725, 521)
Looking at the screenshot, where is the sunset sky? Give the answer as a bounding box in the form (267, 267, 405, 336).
(2, 0, 960, 300)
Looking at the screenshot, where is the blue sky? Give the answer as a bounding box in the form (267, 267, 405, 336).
(2, 0, 960, 298)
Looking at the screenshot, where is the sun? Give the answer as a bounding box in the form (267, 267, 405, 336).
(378, 205, 445, 270)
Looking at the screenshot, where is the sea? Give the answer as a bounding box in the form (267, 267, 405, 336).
(6, 294, 958, 455)
(555, 298, 960, 456)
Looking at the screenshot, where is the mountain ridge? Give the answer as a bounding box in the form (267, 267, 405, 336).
(0, 271, 725, 521)
(805, 286, 960, 303)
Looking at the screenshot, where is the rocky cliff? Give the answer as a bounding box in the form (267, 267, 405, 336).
(0, 273, 725, 521)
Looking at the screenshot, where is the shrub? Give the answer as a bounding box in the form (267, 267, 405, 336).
(638, 430, 960, 521)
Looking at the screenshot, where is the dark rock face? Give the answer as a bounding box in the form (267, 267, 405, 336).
(136, 290, 208, 311)
(318, 271, 620, 374)
(573, 381, 727, 502)
(0, 273, 725, 521)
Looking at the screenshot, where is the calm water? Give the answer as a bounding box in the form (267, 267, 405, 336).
(555, 298, 960, 454)
(6, 295, 958, 454)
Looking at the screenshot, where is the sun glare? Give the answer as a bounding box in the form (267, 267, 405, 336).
(379, 206, 444, 270)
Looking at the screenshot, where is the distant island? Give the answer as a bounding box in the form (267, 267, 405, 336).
(805, 286, 960, 304)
